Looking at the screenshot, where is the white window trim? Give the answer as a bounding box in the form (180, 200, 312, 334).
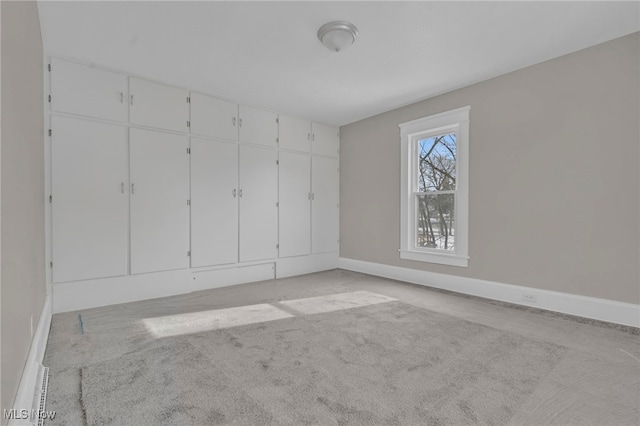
(399, 106, 470, 267)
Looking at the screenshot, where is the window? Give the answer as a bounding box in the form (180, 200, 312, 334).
(399, 106, 469, 267)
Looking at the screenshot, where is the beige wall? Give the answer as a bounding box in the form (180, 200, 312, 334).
(0, 1, 46, 418)
(340, 33, 640, 304)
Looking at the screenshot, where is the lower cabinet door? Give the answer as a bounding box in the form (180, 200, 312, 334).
(190, 138, 238, 267)
(312, 156, 339, 253)
(239, 145, 278, 262)
(130, 128, 189, 274)
(279, 151, 311, 257)
(51, 116, 129, 282)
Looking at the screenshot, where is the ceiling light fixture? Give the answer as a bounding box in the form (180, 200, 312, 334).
(317, 21, 359, 52)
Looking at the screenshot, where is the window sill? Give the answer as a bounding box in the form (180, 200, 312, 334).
(399, 249, 469, 267)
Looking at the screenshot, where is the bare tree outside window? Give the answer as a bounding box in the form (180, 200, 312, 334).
(416, 133, 456, 251)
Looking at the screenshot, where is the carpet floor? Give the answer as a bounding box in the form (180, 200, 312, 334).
(43, 270, 640, 425)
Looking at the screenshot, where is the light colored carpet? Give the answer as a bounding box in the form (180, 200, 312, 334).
(79, 300, 565, 425)
(43, 271, 640, 425)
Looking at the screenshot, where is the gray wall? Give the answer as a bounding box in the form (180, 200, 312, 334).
(340, 33, 639, 304)
(1, 1, 46, 418)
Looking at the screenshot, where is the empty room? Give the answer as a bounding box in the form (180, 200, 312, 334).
(1, 1, 639, 425)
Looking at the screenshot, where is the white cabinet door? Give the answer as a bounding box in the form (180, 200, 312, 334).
(312, 122, 340, 157)
(279, 114, 311, 152)
(130, 128, 189, 274)
(190, 93, 238, 141)
(191, 138, 238, 267)
(239, 146, 278, 262)
(238, 105, 278, 147)
(51, 116, 128, 282)
(50, 58, 128, 122)
(312, 156, 339, 253)
(279, 152, 311, 258)
(130, 78, 189, 132)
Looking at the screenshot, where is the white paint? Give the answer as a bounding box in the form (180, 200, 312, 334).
(275, 252, 338, 279)
(51, 116, 129, 283)
(37, 2, 640, 125)
(311, 156, 339, 253)
(129, 77, 189, 132)
(129, 129, 189, 274)
(278, 114, 311, 153)
(189, 92, 238, 141)
(50, 57, 128, 122)
(142, 303, 293, 338)
(278, 151, 311, 258)
(9, 297, 52, 426)
(53, 263, 275, 313)
(238, 145, 278, 262)
(399, 106, 470, 267)
(238, 105, 278, 147)
(339, 258, 640, 328)
(190, 138, 239, 268)
(311, 122, 339, 157)
(279, 290, 397, 315)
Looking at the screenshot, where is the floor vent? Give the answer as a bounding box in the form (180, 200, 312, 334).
(30, 364, 49, 426)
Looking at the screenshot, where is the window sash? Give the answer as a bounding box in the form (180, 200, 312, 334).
(399, 105, 470, 268)
(413, 192, 457, 254)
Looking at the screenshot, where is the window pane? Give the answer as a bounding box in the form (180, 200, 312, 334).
(417, 133, 456, 192)
(416, 194, 455, 251)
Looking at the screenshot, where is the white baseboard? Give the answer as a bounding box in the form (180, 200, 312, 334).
(53, 263, 276, 313)
(339, 257, 640, 328)
(276, 252, 339, 279)
(9, 296, 52, 426)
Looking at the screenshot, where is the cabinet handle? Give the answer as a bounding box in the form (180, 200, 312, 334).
(120, 92, 124, 103)
(130, 95, 134, 106)
(232, 117, 236, 127)
(311, 193, 315, 200)
(238, 189, 243, 198)
(238, 118, 243, 127)
(312, 134, 315, 141)
(131, 183, 135, 194)
(121, 182, 125, 193)
(308, 133, 311, 141)
(232, 189, 237, 198)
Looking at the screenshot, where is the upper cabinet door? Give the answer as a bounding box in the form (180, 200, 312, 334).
(312, 122, 340, 157)
(129, 77, 189, 132)
(279, 114, 311, 153)
(238, 105, 278, 147)
(190, 93, 238, 141)
(50, 58, 128, 122)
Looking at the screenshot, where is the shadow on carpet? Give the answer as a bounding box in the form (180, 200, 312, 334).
(80, 301, 566, 425)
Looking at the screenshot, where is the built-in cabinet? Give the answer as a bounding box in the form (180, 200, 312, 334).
(129, 77, 189, 132)
(48, 58, 339, 290)
(129, 128, 189, 274)
(190, 138, 238, 268)
(238, 105, 278, 147)
(190, 93, 237, 141)
(50, 58, 128, 123)
(277, 114, 340, 257)
(239, 146, 278, 262)
(312, 156, 340, 253)
(51, 116, 128, 283)
(278, 151, 311, 257)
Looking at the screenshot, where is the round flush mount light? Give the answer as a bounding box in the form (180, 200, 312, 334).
(317, 21, 359, 52)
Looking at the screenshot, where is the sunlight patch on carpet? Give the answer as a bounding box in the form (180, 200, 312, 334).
(279, 290, 397, 315)
(142, 304, 294, 338)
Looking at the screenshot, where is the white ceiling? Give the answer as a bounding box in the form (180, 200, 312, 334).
(37, 1, 639, 126)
